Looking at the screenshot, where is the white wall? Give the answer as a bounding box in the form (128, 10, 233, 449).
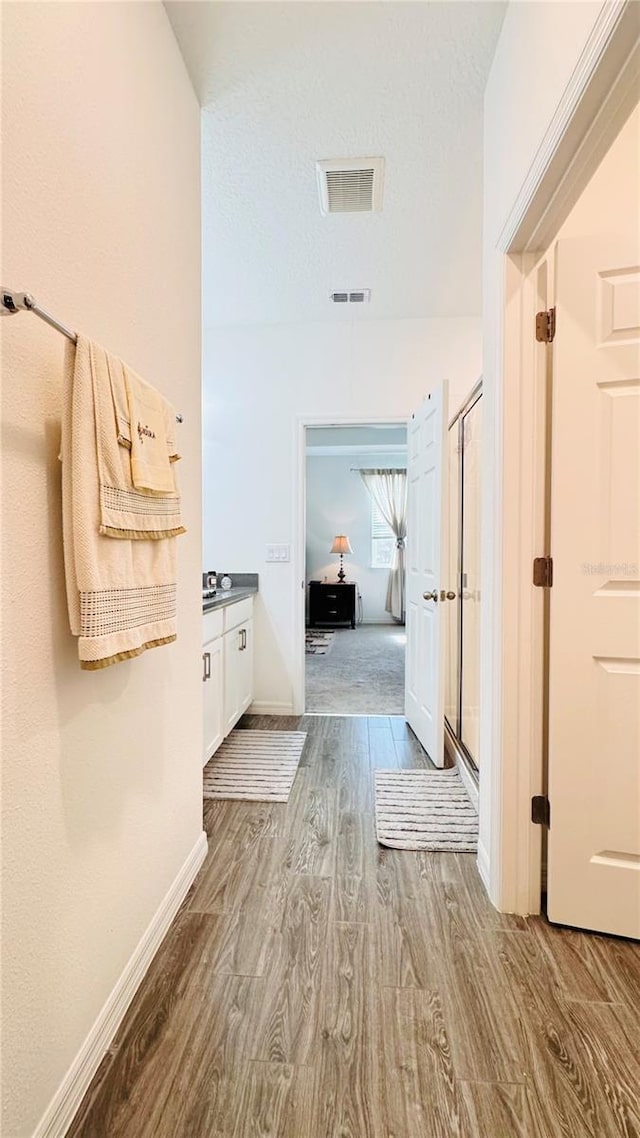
(203, 316, 481, 712)
(480, 0, 623, 908)
(1, 5, 202, 1135)
(306, 451, 407, 624)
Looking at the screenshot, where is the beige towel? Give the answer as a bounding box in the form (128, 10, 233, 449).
(96, 348, 184, 538)
(124, 369, 175, 494)
(61, 335, 185, 670)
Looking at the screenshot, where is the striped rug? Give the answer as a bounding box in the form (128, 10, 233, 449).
(305, 630, 335, 655)
(203, 730, 306, 802)
(374, 768, 478, 852)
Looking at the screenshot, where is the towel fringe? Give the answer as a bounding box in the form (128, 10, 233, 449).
(99, 525, 187, 540)
(80, 634, 177, 670)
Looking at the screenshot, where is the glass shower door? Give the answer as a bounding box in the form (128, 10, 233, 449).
(460, 397, 482, 766)
(445, 387, 482, 772)
(444, 420, 460, 735)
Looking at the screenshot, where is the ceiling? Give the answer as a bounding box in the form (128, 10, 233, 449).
(166, 1, 506, 327)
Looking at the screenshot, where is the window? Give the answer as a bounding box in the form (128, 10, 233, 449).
(371, 499, 395, 568)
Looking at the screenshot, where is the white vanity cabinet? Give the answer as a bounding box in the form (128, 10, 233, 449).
(202, 635, 224, 764)
(222, 598, 254, 737)
(202, 596, 254, 767)
(202, 608, 224, 767)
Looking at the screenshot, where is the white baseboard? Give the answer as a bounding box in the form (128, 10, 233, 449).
(476, 839, 491, 899)
(33, 830, 208, 1138)
(455, 754, 479, 811)
(248, 700, 295, 716)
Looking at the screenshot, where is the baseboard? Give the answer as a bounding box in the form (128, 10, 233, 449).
(248, 700, 295, 716)
(476, 839, 491, 899)
(454, 753, 479, 811)
(33, 830, 208, 1138)
(444, 723, 479, 810)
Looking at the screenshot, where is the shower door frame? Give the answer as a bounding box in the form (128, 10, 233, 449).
(445, 379, 483, 779)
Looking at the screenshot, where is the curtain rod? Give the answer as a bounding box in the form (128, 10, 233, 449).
(1, 286, 184, 423)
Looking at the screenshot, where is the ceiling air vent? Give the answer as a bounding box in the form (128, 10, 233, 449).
(316, 158, 384, 215)
(330, 289, 371, 305)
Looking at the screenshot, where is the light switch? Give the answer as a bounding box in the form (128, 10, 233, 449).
(266, 544, 290, 563)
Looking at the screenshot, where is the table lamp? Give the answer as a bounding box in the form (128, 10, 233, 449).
(330, 534, 353, 582)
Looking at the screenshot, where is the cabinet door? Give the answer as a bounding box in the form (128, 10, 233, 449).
(237, 619, 254, 717)
(202, 637, 224, 766)
(223, 626, 244, 737)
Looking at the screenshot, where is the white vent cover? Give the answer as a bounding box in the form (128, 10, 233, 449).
(316, 158, 384, 215)
(330, 290, 371, 304)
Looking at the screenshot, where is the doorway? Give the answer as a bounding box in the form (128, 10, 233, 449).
(303, 423, 407, 714)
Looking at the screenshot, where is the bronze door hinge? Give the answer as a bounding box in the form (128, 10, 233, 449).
(531, 795, 550, 827)
(535, 307, 556, 343)
(533, 556, 553, 587)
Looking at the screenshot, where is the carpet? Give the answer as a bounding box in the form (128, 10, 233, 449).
(203, 730, 306, 802)
(305, 629, 335, 655)
(374, 768, 478, 851)
(305, 624, 405, 714)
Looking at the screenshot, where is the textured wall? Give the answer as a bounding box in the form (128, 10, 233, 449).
(1, 4, 202, 1134)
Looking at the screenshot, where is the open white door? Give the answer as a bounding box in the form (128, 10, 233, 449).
(405, 381, 449, 767)
(547, 232, 640, 939)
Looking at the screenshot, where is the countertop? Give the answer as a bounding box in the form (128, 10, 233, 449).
(202, 586, 257, 614)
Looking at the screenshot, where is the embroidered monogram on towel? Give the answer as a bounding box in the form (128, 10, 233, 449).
(124, 369, 175, 495)
(95, 351, 185, 539)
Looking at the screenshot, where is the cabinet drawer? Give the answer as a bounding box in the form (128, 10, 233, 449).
(224, 596, 254, 633)
(308, 582, 356, 626)
(202, 608, 224, 644)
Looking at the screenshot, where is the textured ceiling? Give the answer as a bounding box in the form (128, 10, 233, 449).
(166, 1, 506, 327)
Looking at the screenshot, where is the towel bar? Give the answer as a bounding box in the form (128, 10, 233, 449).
(1, 286, 184, 423)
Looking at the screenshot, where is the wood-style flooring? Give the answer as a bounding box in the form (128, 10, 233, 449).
(68, 715, 640, 1138)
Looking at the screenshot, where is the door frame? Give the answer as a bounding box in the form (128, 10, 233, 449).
(292, 413, 408, 715)
(484, 2, 640, 914)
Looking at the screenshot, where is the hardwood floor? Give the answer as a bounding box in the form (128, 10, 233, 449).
(68, 715, 640, 1138)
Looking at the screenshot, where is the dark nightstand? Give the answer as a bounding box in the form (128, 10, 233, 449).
(308, 581, 357, 629)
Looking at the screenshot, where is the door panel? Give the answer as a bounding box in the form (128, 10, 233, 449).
(405, 382, 449, 766)
(237, 620, 254, 717)
(547, 233, 640, 939)
(203, 637, 224, 765)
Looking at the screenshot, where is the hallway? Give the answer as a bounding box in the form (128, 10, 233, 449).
(68, 715, 640, 1138)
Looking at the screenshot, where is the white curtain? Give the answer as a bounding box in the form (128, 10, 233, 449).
(359, 468, 407, 623)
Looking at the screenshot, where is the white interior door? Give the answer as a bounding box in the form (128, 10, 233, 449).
(547, 232, 640, 939)
(405, 381, 449, 767)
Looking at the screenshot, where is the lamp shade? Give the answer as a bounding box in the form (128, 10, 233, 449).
(330, 534, 353, 555)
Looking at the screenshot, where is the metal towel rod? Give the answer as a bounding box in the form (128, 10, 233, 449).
(1, 286, 184, 423)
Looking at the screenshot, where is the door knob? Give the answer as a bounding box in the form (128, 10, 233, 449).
(423, 590, 438, 602)
(441, 590, 457, 601)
